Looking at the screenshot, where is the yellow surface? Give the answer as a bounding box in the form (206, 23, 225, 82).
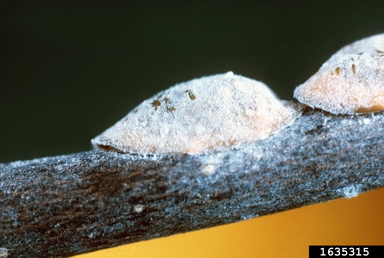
(73, 187, 384, 258)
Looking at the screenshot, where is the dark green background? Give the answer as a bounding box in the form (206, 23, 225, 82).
(1, 0, 384, 162)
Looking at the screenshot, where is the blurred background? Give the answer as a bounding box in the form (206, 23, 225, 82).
(1, 1, 384, 257)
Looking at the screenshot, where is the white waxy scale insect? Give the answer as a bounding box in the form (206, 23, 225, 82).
(92, 72, 300, 154)
(294, 33, 384, 114)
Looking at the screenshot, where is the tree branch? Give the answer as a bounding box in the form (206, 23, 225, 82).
(1, 107, 384, 258)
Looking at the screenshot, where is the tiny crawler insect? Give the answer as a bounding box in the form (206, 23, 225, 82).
(92, 72, 300, 154)
(294, 33, 384, 114)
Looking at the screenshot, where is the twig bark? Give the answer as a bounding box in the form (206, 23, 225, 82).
(1, 107, 384, 257)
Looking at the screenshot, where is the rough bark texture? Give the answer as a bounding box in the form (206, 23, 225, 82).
(1, 107, 384, 258)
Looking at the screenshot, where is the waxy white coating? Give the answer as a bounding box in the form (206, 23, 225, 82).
(294, 33, 384, 114)
(92, 72, 300, 154)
